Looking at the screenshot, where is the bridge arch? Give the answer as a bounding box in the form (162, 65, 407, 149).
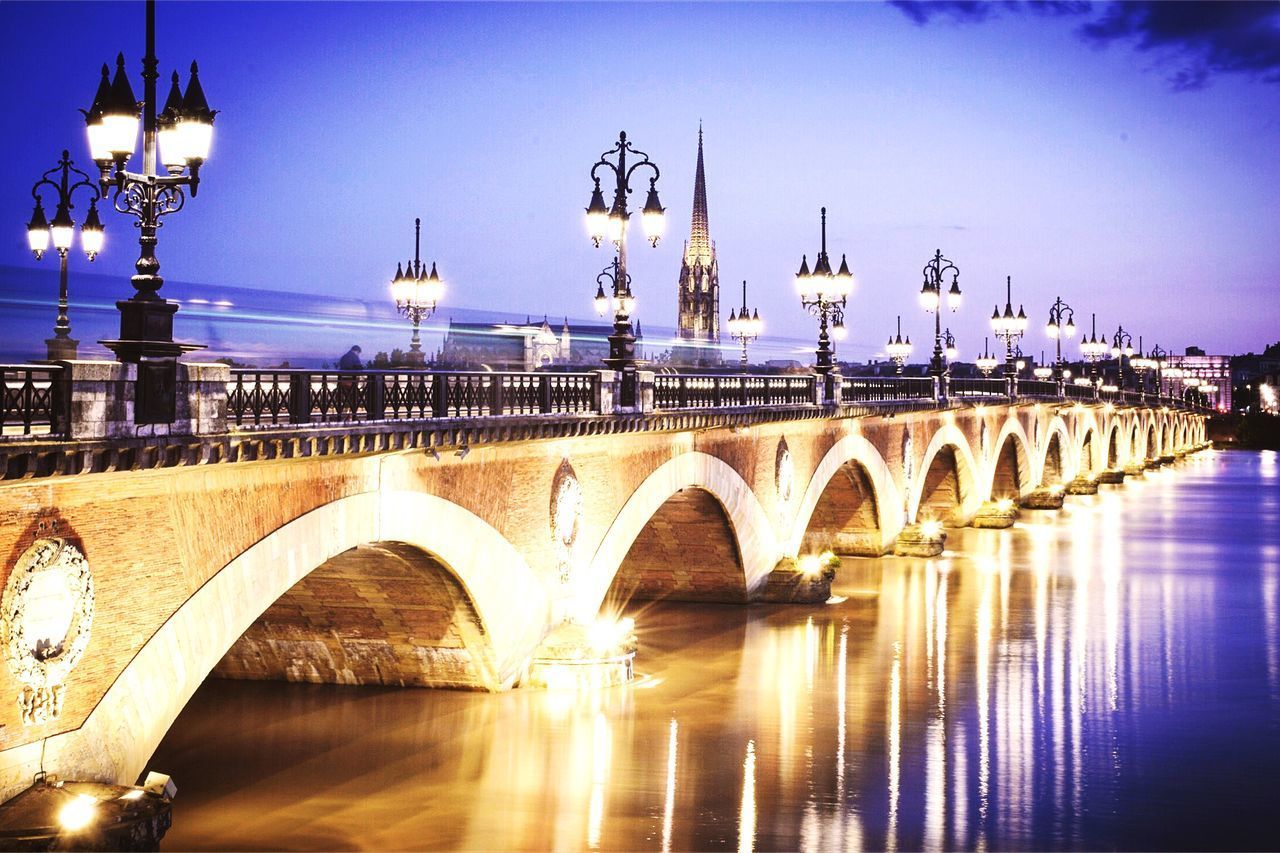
(38, 490, 550, 790)
(1076, 419, 1102, 478)
(1037, 416, 1076, 486)
(791, 433, 901, 557)
(907, 423, 982, 525)
(986, 417, 1034, 501)
(1145, 422, 1158, 460)
(583, 451, 777, 621)
(1103, 421, 1122, 469)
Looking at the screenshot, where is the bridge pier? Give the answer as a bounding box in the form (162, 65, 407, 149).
(972, 499, 1019, 528)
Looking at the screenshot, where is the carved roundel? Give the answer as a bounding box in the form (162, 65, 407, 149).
(775, 438, 794, 505)
(2, 538, 94, 691)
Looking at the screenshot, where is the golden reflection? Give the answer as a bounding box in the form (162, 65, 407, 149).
(887, 640, 902, 853)
(976, 559, 994, 851)
(738, 740, 757, 853)
(587, 712, 611, 849)
(662, 718, 677, 853)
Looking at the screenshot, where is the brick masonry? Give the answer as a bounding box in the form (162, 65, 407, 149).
(212, 542, 496, 690)
(801, 462, 882, 556)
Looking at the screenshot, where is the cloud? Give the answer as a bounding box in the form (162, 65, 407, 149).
(888, 0, 1280, 90)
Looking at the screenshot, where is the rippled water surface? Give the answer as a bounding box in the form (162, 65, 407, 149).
(150, 449, 1280, 851)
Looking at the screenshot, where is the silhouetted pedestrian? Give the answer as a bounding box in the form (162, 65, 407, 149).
(339, 345, 363, 370)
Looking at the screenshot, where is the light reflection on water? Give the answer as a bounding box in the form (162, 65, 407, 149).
(151, 451, 1280, 850)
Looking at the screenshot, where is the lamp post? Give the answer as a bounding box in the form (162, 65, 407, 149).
(976, 337, 999, 376)
(584, 131, 664, 384)
(389, 218, 445, 367)
(1045, 295, 1076, 383)
(1034, 350, 1053, 380)
(793, 208, 853, 376)
(725, 280, 762, 372)
(83, 0, 216, 422)
(942, 327, 958, 363)
(990, 276, 1027, 383)
(885, 315, 912, 374)
(25, 151, 105, 360)
(1079, 312, 1108, 391)
(1148, 344, 1168, 400)
(1110, 325, 1134, 390)
(919, 250, 961, 379)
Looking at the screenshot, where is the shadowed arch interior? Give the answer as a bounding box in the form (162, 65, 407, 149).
(1042, 432, 1065, 485)
(1107, 427, 1120, 469)
(801, 459, 883, 556)
(1131, 424, 1140, 460)
(990, 433, 1028, 500)
(1080, 431, 1095, 476)
(214, 541, 499, 690)
(918, 445, 968, 526)
(1146, 425, 1157, 459)
(605, 486, 747, 605)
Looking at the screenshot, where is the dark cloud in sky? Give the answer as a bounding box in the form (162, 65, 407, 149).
(889, 1, 1280, 90)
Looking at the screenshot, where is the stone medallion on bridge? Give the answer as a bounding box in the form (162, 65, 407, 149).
(551, 459, 584, 584)
(2, 538, 94, 726)
(775, 439, 794, 507)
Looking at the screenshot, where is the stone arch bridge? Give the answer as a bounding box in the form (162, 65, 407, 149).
(0, 362, 1208, 798)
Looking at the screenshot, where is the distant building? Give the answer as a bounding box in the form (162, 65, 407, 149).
(435, 317, 627, 372)
(671, 127, 722, 368)
(1231, 341, 1280, 414)
(1165, 348, 1232, 410)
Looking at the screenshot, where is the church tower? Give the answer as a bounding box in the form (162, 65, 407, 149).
(673, 127, 721, 366)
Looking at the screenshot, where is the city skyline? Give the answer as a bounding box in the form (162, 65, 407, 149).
(2, 1, 1277, 363)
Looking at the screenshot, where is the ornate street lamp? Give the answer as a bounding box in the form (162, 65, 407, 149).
(886, 315, 912, 374)
(989, 275, 1026, 378)
(1079, 312, 1108, 386)
(389, 218, 445, 367)
(594, 256, 633, 316)
(585, 131, 663, 381)
(942, 328, 958, 363)
(919, 250, 961, 377)
(794, 207, 853, 375)
(976, 337, 999, 376)
(25, 151, 105, 360)
(725, 280, 762, 372)
(1034, 350, 1053, 380)
(1045, 295, 1076, 381)
(84, 0, 216, 379)
(1148, 344, 1169, 398)
(1110, 325, 1134, 389)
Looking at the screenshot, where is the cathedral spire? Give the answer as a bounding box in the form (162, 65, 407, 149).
(687, 123, 711, 264)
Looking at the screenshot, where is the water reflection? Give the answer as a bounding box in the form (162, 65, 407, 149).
(151, 451, 1280, 850)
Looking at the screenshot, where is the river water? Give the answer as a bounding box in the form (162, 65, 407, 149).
(149, 449, 1280, 851)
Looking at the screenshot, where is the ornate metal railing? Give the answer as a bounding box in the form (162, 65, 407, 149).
(2, 365, 64, 437)
(950, 377, 1009, 399)
(841, 376, 934, 403)
(228, 369, 598, 426)
(1064, 383, 1095, 401)
(652, 374, 815, 410)
(1018, 379, 1060, 399)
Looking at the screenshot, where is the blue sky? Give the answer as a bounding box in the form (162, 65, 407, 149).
(2, 1, 1277, 363)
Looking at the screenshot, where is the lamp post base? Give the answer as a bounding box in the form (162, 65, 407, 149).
(44, 336, 79, 362)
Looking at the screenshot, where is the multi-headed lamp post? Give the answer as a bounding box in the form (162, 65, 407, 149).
(886, 315, 912, 375)
(585, 131, 664, 379)
(1110, 325, 1134, 389)
(1044, 296, 1076, 382)
(1079, 313, 1108, 390)
(725, 280, 762, 371)
(794, 208, 853, 376)
(594, 256, 634, 317)
(26, 151, 105, 360)
(990, 276, 1027, 380)
(942, 328, 958, 363)
(919, 250, 961, 378)
(83, 0, 216, 369)
(389, 218, 445, 366)
(976, 337, 999, 376)
(1146, 344, 1168, 398)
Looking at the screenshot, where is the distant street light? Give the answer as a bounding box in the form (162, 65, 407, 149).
(1034, 350, 1053, 380)
(389, 218, 445, 367)
(989, 275, 1026, 378)
(793, 207, 853, 376)
(585, 130, 664, 381)
(85, 0, 216, 377)
(942, 327, 959, 363)
(725, 280, 762, 372)
(25, 151, 104, 360)
(886, 315, 912, 374)
(976, 337, 999, 376)
(919, 250, 961, 378)
(1110, 325, 1134, 389)
(1079, 312, 1109, 387)
(1147, 344, 1169, 397)
(1045, 295, 1076, 381)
